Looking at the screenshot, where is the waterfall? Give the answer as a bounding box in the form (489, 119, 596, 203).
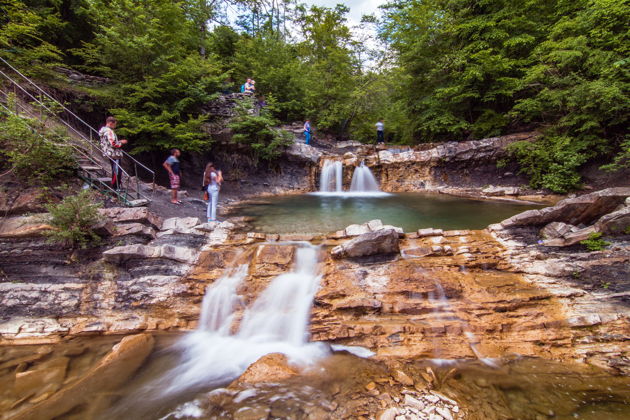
(159, 244, 329, 396)
(349, 162, 381, 193)
(319, 160, 343, 193)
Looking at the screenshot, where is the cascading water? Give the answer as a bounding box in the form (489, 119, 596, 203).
(159, 244, 329, 396)
(349, 162, 381, 193)
(319, 160, 343, 193)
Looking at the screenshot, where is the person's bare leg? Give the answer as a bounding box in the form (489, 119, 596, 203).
(171, 188, 178, 203)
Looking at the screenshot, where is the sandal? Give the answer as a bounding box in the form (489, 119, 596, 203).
(171, 200, 181, 205)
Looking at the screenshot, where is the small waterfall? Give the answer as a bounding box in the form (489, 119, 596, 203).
(319, 160, 343, 193)
(160, 244, 329, 396)
(349, 162, 381, 193)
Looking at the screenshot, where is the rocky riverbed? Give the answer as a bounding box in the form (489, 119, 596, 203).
(0, 187, 628, 419)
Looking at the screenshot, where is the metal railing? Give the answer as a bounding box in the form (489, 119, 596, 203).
(0, 57, 155, 204)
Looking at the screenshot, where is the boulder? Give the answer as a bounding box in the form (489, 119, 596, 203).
(285, 142, 323, 163)
(543, 226, 597, 247)
(331, 229, 400, 259)
(231, 353, 298, 386)
(0, 187, 47, 215)
(99, 207, 163, 229)
(595, 205, 630, 235)
(501, 188, 630, 228)
(540, 222, 577, 240)
(345, 223, 372, 236)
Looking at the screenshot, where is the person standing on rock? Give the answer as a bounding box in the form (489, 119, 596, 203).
(98, 116, 128, 191)
(303, 119, 312, 145)
(203, 162, 222, 222)
(163, 148, 182, 205)
(376, 118, 385, 144)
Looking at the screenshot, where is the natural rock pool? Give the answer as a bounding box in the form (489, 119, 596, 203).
(229, 192, 542, 233)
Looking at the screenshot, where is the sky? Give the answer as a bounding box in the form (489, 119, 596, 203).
(304, 0, 387, 27)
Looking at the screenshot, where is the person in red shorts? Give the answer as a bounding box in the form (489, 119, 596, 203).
(163, 148, 182, 204)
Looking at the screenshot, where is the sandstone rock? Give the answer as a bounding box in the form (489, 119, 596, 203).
(376, 408, 398, 420)
(113, 223, 156, 239)
(595, 205, 630, 235)
(331, 229, 400, 259)
(0, 187, 47, 215)
(99, 207, 163, 229)
(345, 223, 372, 236)
(231, 353, 298, 385)
(14, 334, 154, 420)
(286, 142, 323, 163)
(233, 406, 271, 420)
(14, 357, 69, 399)
(543, 226, 597, 247)
(501, 187, 630, 228)
(393, 369, 414, 386)
(161, 217, 201, 232)
(404, 394, 426, 411)
(367, 219, 384, 231)
(540, 222, 577, 240)
(0, 215, 52, 238)
(247, 232, 267, 240)
(482, 186, 520, 196)
(417, 228, 444, 237)
(103, 244, 198, 264)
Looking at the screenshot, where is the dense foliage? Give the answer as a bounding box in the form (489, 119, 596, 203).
(380, 0, 629, 191)
(1, 0, 628, 192)
(0, 108, 76, 185)
(228, 96, 293, 163)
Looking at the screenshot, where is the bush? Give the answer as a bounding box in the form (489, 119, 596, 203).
(228, 96, 293, 164)
(45, 190, 103, 248)
(579, 232, 610, 252)
(0, 111, 76, 185)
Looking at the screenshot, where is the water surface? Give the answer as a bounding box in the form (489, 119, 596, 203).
(231, 192, 542, 233)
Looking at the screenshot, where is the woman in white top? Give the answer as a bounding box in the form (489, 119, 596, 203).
(203, 162, 222, 222)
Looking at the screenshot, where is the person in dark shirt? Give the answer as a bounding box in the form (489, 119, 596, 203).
(163, 148, 182, 204)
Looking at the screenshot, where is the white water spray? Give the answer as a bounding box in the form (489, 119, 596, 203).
(319, 160, 343, 193)
(350, 162, 381, 193)
(160, 244, 329, 396)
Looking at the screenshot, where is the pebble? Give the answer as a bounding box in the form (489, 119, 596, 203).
(436, 407, 453, 420)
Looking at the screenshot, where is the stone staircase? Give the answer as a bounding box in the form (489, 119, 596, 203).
(0, 57, 154, 207)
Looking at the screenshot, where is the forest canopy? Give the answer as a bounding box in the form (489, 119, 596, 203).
(0, 0, 628, 191)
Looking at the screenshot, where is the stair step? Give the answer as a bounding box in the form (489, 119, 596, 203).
(80, 165, 103, 171)
(95, 177, 111, 183)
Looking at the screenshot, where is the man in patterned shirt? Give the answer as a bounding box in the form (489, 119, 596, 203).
(98, 116, 127, 190)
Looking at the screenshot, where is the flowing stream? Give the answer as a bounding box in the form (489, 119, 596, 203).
(349, 161, 381, 193)
(158, 244, 329, 397)
(319, 160, 343, 193)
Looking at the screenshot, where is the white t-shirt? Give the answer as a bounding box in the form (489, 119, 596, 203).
(376, 122, 384, 131)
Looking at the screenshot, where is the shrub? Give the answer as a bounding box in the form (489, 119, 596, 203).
(228, 96, 293, 164)
(45, 190, 103, 248)
(0, 111, 76, 185)
(579, 232, 610, 252)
